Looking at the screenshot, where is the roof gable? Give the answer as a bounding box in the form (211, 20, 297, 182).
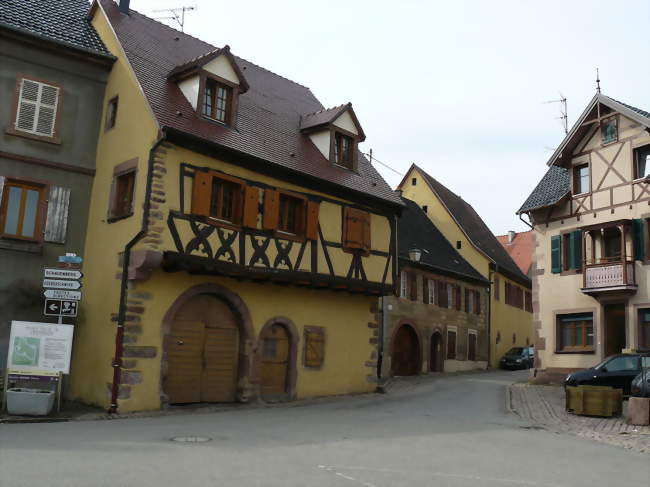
(168, 45, 249, 93)
(401, 164, 531, 286)
(300, 103, 366, 141)
(97, 0, 400, 208)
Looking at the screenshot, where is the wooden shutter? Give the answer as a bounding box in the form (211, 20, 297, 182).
(304, 328, 325, 368)
(423, 278, 429, 304)
(191, 171, 212, 217)
(263, 189, 280, 230)
(242, 185, 260, 228)
(362, 211, 371, 251)
(455, 285, 461, 311)
(494, 276, 500, 300)
(15, 79, 59, 137)
(633, 219, 645, 261)
(44, 186, 70, 244)
(475, 291, 481, 315)
(305, 201, 320, 240)
(342, 207, 365, 250)
(438, 281, 447, 308)
(447, 331, 456, 359)
(409, 273, 418, 301)
(551, 235, 561, 273)
(569, 230, 582, 270)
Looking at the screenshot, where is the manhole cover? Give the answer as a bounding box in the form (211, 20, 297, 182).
(170, 436, 212, 443)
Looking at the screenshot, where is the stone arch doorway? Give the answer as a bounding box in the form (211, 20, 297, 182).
(391, 323, 421, 376)
(161, 284, 254, 405)
(429, 331, 443, 372)
(258, 317, 299, 402)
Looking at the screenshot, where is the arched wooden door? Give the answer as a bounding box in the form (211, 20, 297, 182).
(391, 324, 420, 376)
(165, 294, 239, 404)
(260, 323, 290, 400)
(430, 332, 443, 372)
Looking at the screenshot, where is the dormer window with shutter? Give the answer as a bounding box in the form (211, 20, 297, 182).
(9, 77, 62, 143)
(300, 103, 366, 173)
(169, 45, 249, 128)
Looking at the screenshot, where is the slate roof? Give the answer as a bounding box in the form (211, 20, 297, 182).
(413, 165, 531, 286)
(0, 0, 111, 57)
(98, 0, 400, 207)
(610, 97, 650, 120)
(496, 231, 534, 276)
(398, 198, 488, 284)
(517, 165, 569, 214)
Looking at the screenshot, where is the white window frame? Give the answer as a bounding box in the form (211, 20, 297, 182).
(400, 270, 409, 298)
(427, 279, 435, 305)
(14, 78, 60, 138)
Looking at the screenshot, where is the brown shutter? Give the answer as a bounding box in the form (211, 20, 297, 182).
(475, 292, 481, 315)
(362, 211, 371, 251)
(438, 282, 447, 308)
(423, 279, 429, 304)
(242, 185, 260, 228)
(464, 289, 470, 312)
(304, 328, 325, 368)
(305, 201, 320, 240)
(191, 171, 212, 217)
(263, 189, 280, 230)
(410, 273, 418, 301)
(455, 285, 461, 311)
(447, 331, 456, 359)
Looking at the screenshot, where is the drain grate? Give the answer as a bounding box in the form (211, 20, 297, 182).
(170, 436, 212, 443)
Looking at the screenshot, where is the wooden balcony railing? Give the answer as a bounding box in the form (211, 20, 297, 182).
(583, 259, 636, 290)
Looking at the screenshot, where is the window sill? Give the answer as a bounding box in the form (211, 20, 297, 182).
(5, 127, 61, 145)
(0, 238, 43, 254)
(107, 212, 134, 224)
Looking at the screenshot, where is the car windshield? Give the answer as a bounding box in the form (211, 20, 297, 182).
(507, 348, 524, 355)
(595, 355, 639, 371)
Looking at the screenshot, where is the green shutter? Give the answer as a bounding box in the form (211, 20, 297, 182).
(569, 230, 582, 270)
(551, 235, 561, 273)
(633, 219, 645, 261)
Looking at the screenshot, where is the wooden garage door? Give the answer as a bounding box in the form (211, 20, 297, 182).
(260, 324, 290, 400)
(391, 325, 420, 376)
(165, 295, 239, 404)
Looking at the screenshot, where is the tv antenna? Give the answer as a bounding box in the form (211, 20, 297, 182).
(153, 5, 196, 32)
(543, 92, 568, 135)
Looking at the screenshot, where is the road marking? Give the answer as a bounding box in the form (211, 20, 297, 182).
(318, 465, 566, 487)
(318, 465, 377, 487)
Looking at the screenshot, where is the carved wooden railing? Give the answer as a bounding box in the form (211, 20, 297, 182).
(163, 211, 393, 294)
(583, 260, 635, 289)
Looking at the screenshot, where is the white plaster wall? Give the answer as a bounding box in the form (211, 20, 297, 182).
(333, 110, 358, 135)
(204, 55, 240, 84)
(178, 76, 200, 109)
(309, 130, 330, 159)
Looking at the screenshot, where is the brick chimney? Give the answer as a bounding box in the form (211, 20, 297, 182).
(508, 230, 516, 244)
(119, 0, 130, 14)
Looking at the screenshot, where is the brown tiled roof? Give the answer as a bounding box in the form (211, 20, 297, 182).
(411, 165, 531, 287)
(300, 104, 349, 130)
(496, 231, 534, 277)
(98, 1, 400, 207)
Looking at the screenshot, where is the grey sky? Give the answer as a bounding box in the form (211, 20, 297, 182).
(129, 0, 650, 235)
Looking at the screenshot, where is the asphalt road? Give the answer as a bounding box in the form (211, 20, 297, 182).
(1, 369, 648, 487)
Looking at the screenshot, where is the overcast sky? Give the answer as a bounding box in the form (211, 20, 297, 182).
(129, 0, 650, 235)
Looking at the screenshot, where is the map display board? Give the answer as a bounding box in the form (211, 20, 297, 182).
(7, 321, 75, 374)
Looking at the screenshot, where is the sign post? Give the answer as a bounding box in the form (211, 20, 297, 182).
(42, 253, 83, 325)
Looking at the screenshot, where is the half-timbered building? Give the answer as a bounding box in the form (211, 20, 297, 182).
(71, 0, 402, 412)
(518, 93, 650, 383)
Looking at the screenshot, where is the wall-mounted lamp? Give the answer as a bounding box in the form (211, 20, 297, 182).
(409, 247, 421, 262)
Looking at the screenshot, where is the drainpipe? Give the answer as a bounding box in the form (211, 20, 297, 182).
(487, 264, 498, 369)
(108, 133, 166, 414)
(376, 295, 386, 388)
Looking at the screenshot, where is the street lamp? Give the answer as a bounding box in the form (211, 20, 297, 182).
(409, 247, 421, 262)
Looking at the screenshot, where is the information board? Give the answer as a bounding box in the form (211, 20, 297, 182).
(7, 321, 75, 375)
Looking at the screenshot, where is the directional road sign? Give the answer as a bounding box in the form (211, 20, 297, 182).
(44, 299, 78, 317)
(43, 289, 82, 300)
(43, 279, 82, 290)
(44, 268, 83, 280)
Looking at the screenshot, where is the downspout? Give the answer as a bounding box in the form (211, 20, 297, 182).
(487, 263, 499, 369)
(108, 132, 166, 413)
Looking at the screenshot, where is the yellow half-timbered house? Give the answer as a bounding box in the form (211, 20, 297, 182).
(71, 0, 402, 412)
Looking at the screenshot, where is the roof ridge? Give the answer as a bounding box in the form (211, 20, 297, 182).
(303, 103, 348, 117)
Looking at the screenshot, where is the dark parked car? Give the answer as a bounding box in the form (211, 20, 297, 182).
(565, 353, 650, 395)
(630, 367, 650, 398)
(499, 347, 534, 370)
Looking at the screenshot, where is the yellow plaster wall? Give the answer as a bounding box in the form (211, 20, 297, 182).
(114, 271, 377, 412)
(69, 7, 160, 404)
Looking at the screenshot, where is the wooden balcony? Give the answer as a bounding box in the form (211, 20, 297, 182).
(581, 259, 637, 297)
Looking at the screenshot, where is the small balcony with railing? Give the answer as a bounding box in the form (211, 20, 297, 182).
(580, 220, 638, 297)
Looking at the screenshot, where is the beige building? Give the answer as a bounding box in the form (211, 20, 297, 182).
(518, 94, 650, 382)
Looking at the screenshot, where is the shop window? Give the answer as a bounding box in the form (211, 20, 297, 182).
(342, 207, 371, 254)
(557, 313, 594, 352)
(304, 326, 325, 368)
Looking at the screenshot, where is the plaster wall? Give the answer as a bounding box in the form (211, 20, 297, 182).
(204, 55, 240, 85)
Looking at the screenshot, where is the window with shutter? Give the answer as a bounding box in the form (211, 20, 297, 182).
(400, 270, 409, 298)
(0, 178, 46, 241)
(303, 326, 326, 368)
(409, 273, 418, 301)
(551, 235, 561, 273)
(569, 230, 582, 270)
(465, 289, 472, 313)
(13, 78, 61, 139)
(423, 278, 429, 304)
(342, 207, 371, 254)
(447, 329, 457, 359)
(438, 281, 448, 308)
(455, 285, 461, 311)
(475, 291, 481, 315)
(191, 170, 244, 227)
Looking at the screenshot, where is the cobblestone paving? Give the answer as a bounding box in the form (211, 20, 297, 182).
(510, 383, 650, 455)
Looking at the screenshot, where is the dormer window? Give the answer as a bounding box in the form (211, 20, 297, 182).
(203, 78, 232, 124)
(334, 132, 354, 168)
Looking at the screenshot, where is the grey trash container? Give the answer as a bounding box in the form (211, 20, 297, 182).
(6, 388, 55, 416)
